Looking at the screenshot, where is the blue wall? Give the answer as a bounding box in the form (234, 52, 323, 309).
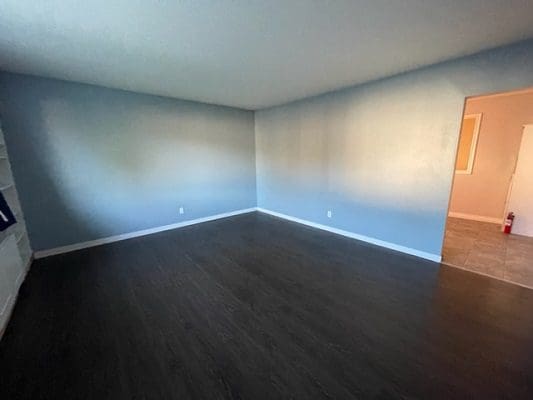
(256, 40, 533, 258)
(1, 40, 532, 258)
(0, 73, 256, 251)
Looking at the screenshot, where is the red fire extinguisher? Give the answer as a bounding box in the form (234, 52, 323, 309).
(504, 212, 515, 234)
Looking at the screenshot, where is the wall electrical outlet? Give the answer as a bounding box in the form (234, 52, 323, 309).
(327, 210, 332, 218)
(179, 207, 184, 215)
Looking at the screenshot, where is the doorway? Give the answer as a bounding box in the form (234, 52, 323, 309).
(442, 88, 533, 288)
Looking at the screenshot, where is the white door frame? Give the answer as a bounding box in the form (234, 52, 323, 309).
(503, 124, 533, 235)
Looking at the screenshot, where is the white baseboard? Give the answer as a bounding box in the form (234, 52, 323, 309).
(33, 206, 441, 263)
(34, 208, 257, 259)
(448, 212, 502, 224)
(256, 208, 441, 263)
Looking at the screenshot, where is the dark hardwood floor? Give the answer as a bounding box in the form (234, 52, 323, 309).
(1, 212, 533, 399)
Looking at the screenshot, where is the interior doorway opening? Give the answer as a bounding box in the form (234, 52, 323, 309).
(442, 87, 533, 288)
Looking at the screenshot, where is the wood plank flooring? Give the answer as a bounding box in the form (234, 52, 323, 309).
(1, 212, 533, 399)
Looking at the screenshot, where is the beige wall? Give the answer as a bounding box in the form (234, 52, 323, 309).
(449, 90, 533, 220)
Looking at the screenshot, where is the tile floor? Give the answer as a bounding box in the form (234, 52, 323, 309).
(442, 217, 533, 288)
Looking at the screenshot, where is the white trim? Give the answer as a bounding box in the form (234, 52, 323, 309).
(256, 208, 441, 263)
(33, 206, 443, 263)
(455, 113, 482, 175)
(34, 208, 257, 259)
(0, 254, 33, 341)
(448, 211, 502, 224)
(0, 294, 12, 317)
(0, 294, 15, 341)
(15, 269, 24, 286)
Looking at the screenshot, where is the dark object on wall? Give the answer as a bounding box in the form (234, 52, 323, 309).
(0, 191, 16, 231)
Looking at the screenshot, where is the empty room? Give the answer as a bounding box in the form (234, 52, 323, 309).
(1, 2, 533, 399)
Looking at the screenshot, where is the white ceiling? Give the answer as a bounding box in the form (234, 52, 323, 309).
(1, 1, 532, 110)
